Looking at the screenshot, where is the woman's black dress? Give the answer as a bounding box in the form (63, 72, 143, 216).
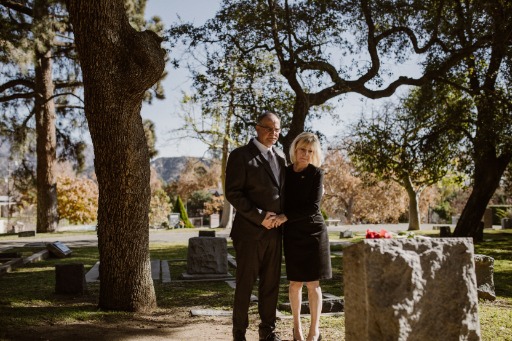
(283, 164, 332, 282)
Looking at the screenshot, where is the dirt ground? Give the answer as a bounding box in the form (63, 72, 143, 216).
(2, 306, 323, 341)
(2, 306, 343, 341)
(4, 307, 247, 341)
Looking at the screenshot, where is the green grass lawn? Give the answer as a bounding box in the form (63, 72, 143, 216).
(0, 230, 511, 340)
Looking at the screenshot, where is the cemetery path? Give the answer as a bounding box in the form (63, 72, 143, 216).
(0, 223, 440, 251)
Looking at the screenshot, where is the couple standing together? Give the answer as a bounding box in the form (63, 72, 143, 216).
(226, 112, 332, 341)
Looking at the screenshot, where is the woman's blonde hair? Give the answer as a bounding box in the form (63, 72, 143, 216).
(289, 132, 322, 167)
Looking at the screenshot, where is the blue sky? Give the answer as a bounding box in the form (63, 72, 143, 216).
(142, 1, 222, 158)
(141, 1, 421, 158)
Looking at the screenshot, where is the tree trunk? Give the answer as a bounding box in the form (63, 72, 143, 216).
(454, 154, 511, 237)
(346, 197, 355, 224)
(67, 0, 165, 312)
(404, 177, 421, 231)
(282, 92, 309, 158)
(454, 93, 512, 237)
(34, 0, 58, 233)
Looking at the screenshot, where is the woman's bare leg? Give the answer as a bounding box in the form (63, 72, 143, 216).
(305, 281, 322, 341)
(289, 281, 304, 340)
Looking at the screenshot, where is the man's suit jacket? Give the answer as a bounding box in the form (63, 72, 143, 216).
(225, 139, 287, 241)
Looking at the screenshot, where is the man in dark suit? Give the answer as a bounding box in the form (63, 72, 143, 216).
(226, 112, 286, 341)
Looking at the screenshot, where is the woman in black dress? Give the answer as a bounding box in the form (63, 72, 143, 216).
(274, 132, 332, 341)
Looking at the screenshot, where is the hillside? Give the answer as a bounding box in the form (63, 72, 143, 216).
(151, 156, 211, 183)
(0, 139, 207, 185)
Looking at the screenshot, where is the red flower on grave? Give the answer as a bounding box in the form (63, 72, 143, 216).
(366, 228, 392, 239)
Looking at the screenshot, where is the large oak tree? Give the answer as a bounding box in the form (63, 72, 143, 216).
(170, 0, 487, 155)
(438, 1, 512, 237)
(172, 0, 510, 237)
(67, 0, 165, 312)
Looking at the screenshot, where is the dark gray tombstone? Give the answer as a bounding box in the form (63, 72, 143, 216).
(483, 208, 493, 229)
(18, 231, 36, 237)
(501, 218, 512, 229)
(439, 226, 451, 237)
(55, 263, 87, 295)
(181, 237, 230, 279)
(47, 241, 72, 258)
(199, 230, 216, 237)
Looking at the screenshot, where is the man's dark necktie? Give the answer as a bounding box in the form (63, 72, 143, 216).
(267, 150, 280, 184)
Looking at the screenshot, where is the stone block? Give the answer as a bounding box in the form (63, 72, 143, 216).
(474, 254, 495, 301)
(18, 230, 36, 237)
(501, 218, 512, 229)
(340, 230, 353, 238)
(439, 226, 451, 237)
(483, 208, 493, 229)
(343, 238, 481, 341)
(55, 263, 87, 295)
(279, 293, 344, 314)
(209, 213, 220, 228)
(186, 237, 228, 274)
(199, 230, 216, 237)
(47, 241, 72, 258)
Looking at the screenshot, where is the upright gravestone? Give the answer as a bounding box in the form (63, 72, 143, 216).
(210, 213, 220, 228)
(474, 254, 496, 301)
(181, 235, 230, 280)
(343, 238, 481, 341)
(439, 226, 451, 237)
(55, 263, 87, 295)
(483, 208, 493, 229)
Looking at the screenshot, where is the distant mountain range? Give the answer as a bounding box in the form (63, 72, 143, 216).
(0, 139, 209, 185)
(151, 156, 211, 183)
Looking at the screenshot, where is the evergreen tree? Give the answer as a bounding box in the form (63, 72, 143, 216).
(173, 195, 193, 228)
(0, 0, 165, 233)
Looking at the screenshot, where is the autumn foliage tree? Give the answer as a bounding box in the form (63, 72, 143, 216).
(57, 175, 98, 225)
(165, 159, 221, 202)
(322, 149, 408, 224)
(149, 167, 171, 226)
